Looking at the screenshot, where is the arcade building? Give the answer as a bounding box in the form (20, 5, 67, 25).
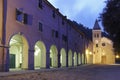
(0, 0, 115, 72)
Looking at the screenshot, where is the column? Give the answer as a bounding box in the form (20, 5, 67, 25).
(28, 49, 34, 70)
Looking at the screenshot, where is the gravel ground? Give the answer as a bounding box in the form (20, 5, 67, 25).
(0, 64, 120, 80)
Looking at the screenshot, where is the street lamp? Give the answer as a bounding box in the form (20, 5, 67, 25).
(116, 55, 120, 59)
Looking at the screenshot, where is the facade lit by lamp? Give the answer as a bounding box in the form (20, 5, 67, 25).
(86, 49, 89, 54)
(89, 52, 92, 55)
(92, 20, 115, 64)
(86, 50, 92, 55)
(102, 52, 105, 56)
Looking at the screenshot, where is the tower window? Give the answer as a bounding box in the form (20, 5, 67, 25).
(97, 34, 99, 38)
(94, 34, 96, 38)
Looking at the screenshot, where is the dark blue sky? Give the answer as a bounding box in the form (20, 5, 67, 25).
(48, 0, 106, 29)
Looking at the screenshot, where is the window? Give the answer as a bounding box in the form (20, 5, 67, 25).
(39, 22, 43, 32)
(16, 9, 23, 23)
(38, 0, 43, 9)
(102, 43, 105, 46)
(55, 31, 58, 38)
(62, 35, 67, 42)
(64, 36, 67, 42)
(52, 29, 55, 37)
(97, 34, 99, 38)
(52, 29, 58, 38)
(94, 34, 96, 38)
(52, 10, 55, 18)
(96, 44, 98, 47)
(16, 9, 28, 24)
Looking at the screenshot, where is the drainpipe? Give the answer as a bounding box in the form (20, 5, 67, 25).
(1, 0, 7, 71)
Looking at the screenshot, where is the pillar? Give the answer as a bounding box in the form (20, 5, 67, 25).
(46, 49, 50, 69)
(28, 49, 34, 70)
(58, 51, 60, 68)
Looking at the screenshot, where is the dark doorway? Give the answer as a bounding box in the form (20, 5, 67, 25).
(10, 54, 15, 68)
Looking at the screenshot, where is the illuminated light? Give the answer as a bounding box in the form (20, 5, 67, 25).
(35, 51, 38, 56)
(102, 53, 105, 56)
(35, 49, 40, 56)
(89, 52, 92, 55)
(50, 49, 52, 53)
(86, 49, 89, 54)
(20, 53, 22, 63)
(95, 40, 98, 43)
(116, 55, 120, 59)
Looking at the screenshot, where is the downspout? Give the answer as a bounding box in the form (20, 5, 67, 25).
(1, 0, 7, 71)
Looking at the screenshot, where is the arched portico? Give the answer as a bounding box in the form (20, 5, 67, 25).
(50, 45, 58, 68)
(68, 50, 72, 67)
(60, 48, 66, 67)
(74, 52, 77, 66)
(78, 53, 81, 65)
(9, 34, 29, 70)
(34, 41, 46, 69)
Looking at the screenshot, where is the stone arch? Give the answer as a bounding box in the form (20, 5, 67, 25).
(34, 41, 46, 69)
(50, 45, 58, 68)
(60, 48, 66, 67)
(82, 53, 85, 64)
(9, 34, 29, 70)
(74, 52, 77, 66)
(68, 50, 72, 67)
(78, 53, 81, 65)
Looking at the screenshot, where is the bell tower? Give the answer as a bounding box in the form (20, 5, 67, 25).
(92, 20, 102, 63)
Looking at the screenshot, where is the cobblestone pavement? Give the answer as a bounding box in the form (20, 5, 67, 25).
(0, 64, 120, 80)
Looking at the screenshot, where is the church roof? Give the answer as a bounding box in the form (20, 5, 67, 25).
(93, 20, 101, 30)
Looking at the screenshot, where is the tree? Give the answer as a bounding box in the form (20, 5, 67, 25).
(100, 0, 120, 53)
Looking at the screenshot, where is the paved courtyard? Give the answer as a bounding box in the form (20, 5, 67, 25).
(0, 64, 120, 80)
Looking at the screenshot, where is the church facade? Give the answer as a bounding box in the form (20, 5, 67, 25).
(92, 20, 115, 64)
